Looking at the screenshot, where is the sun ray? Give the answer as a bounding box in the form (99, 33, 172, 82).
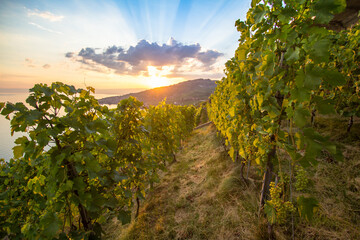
(146, 66, 173, 88)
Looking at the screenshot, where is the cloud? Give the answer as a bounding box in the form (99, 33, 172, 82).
(25, 58, 35, 68)
(24, 59, 52, 69)
(65, 52, 74, 58)
(27, 9, 64, 22)
(29, 22, 62, 34)
(66, 38, 224, 78)
(197, 50, 223, 65)
(76, 47, 126, 73)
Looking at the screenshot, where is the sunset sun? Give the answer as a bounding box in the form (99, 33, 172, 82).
(146, 66, 172, 88)
(147, 76, 171, 88)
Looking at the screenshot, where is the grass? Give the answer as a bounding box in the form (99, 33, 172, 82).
(104, 116, 360, 240)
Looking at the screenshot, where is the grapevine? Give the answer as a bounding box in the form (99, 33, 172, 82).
(265, 182, 296, 225)
(0, 83, 195, 239)
(209, 0, 357, 229)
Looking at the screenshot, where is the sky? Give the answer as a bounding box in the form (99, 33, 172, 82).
(0, 0, 251, 91)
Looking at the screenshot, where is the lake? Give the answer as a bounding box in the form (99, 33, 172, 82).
(0, 88, 144, 161)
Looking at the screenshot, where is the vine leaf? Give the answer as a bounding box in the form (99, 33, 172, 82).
(311, 39, 330, 63)
(294, 108, 310, 128)
(13, 145, 24, 159)
(297, 196, 318, 222)
(40, 212, 60, 238)
(118, 210, 131, 225)
(285, 47, 300, 62)
(313, 0, 346, 24)
(323, 69, 346, 87)
(314, 98, 336, 115)
(264, 202, 276, 224)
(304, 67, 322, 90)
(253, 4, 267, 24)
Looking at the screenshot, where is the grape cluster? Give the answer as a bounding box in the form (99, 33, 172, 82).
(268, 182, 296, 224)
(295, 165, 309, 192)
(279, 172, 290, 185)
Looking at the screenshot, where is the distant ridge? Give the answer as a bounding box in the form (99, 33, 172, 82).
(98, 79, 217, 106)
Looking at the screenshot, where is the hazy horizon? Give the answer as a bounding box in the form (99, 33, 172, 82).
(0, 0, 251, 90)
(0, 87, 148, 94)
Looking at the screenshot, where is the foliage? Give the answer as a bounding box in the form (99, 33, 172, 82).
(0, 158, 41, 239)
(144, 101, 195, 164)
(0, 83, 195, 239)
(195, 102, 209, 126)
(329, 24, 360, 124)
(209, 0, 357, 226)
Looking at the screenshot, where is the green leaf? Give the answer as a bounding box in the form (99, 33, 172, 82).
(303, 144, 321, 167)
(236, 44, 247, 61)
(295, 70, 305, 88)
(297, 196, 318, 222)
(285, 47, 300, 62)
(13, 145, 24, 159)
(264, 202, 277, 224)
(310, 39, 330, 63)
(303, 128, 326, 142)
(251, 0, 260, 8)
(314, 0, 346, 24)
(278, 7, 297, 24)
(117, 210, 131, 224)
(37, 131, 50, 147)
(61, 180, 73, 192)
(294, 108, 310, 128)
(15, 136, 28, 145)
(104, 197, 118, 208)
(253, 4, 267, 24)
(40, 212, 60, 238)
(304, 67, 322, 89)
(323, 69, 346, 87)
(316, 101, 335, 115)
(284, 143, 296, 160)
(58, 232, 69, 240)
(1, 103, 15, 116)
(73, 177, 86, 193)
(290, 87, 310, 102)
(85, 155, 101, 173)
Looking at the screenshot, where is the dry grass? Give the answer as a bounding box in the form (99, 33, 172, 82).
(104, 124, 260, 239)
(273, 116, 360, 239)
(104, 117, 360, 240)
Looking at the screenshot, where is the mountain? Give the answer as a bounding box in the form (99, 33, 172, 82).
(98, 79, 217, 106)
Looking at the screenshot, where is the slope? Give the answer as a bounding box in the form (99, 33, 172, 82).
(104, 124, 259, 239)
(104, 117, 360, 240)
(98, 79, 217, 106)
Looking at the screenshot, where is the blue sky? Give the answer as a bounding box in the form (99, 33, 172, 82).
(0, 0, 251, 90)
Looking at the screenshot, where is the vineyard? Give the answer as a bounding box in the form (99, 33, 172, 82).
(1, 0, 360, 239)
(208, 0, 359, 238)
(0, 83, 195, 239)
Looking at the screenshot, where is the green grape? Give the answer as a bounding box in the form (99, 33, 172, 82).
(267, 181, 295, 224)
(295, 165, 309, 192)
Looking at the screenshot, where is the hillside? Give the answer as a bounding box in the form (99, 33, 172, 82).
(104, 116, 360, 240)
(98, 79, 217, 106)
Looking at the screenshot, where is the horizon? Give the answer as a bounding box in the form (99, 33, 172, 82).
(0, 0, 251, 90)
(0, 78, 218, 94)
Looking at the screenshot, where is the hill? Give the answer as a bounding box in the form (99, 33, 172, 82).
(98, 79, 217, 106)
(104, 116, 360, 240)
